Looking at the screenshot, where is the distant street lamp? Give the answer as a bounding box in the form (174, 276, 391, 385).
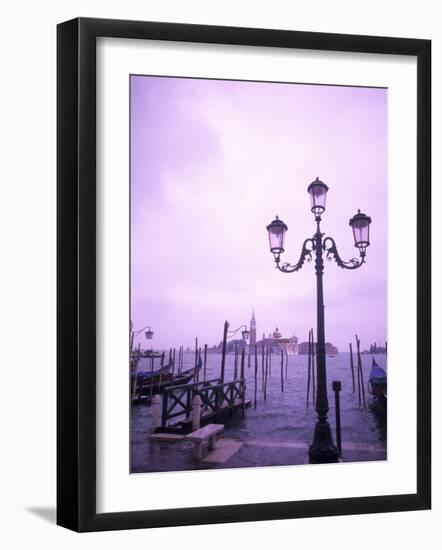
(220, 322, 250, 381)
(266, 178, 371, 464)
(228, 325, 250, 342)
(130, 321, 154, 354)
(144, 327, 154, 340)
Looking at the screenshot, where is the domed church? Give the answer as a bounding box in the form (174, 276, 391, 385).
(249, 310, 298, 355)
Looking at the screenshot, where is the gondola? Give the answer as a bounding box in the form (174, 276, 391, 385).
(131, 357, 203, 403)
(168, 355, 203, 387)
(168, 368, 198, 387)
(132, 363, 172, 386)
(368, 357, 387, 416)
(142, 349, 164, 359)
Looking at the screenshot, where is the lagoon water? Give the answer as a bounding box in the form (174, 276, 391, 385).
(131, 352, 387, 473)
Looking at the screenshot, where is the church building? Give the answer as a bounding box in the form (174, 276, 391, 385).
(248, 311, 298, 355)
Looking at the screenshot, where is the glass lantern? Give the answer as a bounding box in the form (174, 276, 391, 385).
(266, 216, 288, 254)
(307, 177, 329, 215)
(349, 210, 372, 251)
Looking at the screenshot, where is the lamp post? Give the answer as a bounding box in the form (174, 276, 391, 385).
(220, 322, 250, 381)
(228, 325, 250, 342)
(266, 178, 371, 463)
(130, 321, 154, 354)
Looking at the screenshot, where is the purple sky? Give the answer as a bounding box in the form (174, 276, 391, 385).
(130, 76, 387, 351)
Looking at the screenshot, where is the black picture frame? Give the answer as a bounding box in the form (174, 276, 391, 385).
(57, 17, 431, 532)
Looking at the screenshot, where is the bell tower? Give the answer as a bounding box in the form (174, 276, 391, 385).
(250, 309, 257, 349)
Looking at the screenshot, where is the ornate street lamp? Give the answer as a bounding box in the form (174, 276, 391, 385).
(144, 327, 154, 340)
(266, 216, 288, 254)
(227, 324, 250, 342)
(130, 322, 154, 353)
(349, 210, 372, 254)
(266, 178, 371, 464)
(307, 177, 329, 215)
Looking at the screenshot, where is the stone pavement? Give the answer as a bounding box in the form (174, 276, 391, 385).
(131, 434, 386, 473)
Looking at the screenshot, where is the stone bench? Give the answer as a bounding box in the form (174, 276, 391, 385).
(186, 423, 224, 460)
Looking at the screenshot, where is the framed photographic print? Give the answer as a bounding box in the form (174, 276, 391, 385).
(57, 17, 431, 532)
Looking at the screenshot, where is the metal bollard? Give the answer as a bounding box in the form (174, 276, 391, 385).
(192, 395, 202, 431)
(151, 394, 162, 434)
(332, 381, 342, 457)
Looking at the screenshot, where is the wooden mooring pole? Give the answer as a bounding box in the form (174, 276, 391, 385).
(203, 344, 208, 381)
(234, 342, 238, 380)
(261, 345, 265, 387)
(306, 329, 312, 406)
(332, 380, 342, 457)
(356, 339, 361, 406)
(311, 329, 316, 405)
(149, 351, 154, 401)
(280, 349, 284, 392)
(221, 321, 228, 382)
(254, 344, 258, 409)
(159, 352, 164, 389)
(240, 347, 246, 415)
(194, 337, 198, 370)
(349, 342, 356, 393)
(196, 347, 201, 382)
(356, 335, 366, 408)
(264, 347, 268, 401)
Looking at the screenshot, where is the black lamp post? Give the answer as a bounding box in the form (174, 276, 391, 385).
(226, 324, 250, 342)
(130, 321, 154, 354)
(240, 327, 250, 342)
(220, 322, 250, 381)
(144, 327, 154, 340)
(266, 177, 371, 464)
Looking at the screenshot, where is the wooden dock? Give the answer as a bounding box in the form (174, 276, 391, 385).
(158, 378, 250, 433)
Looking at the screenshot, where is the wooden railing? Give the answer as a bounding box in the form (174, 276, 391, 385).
(161, 378, 246, 429)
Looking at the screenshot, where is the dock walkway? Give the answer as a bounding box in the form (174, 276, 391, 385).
(159, 378, 248, 432)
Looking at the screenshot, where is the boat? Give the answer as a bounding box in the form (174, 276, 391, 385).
(142, 349, 165, 359)
(131, 356, 203, 402)
(131, 362, 171, 385)
(168, 368, 198, 387)
(169, 355, 203, 387)
(368, 357, 387, 416)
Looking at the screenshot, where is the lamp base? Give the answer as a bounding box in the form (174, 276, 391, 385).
(309, 420, 339, 464)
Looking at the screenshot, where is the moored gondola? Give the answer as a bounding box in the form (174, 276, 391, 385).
(131, 357, 203, 403)
(368, 357, 387, 416)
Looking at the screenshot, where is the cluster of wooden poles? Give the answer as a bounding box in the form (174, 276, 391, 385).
(247, 344, 289, 409)
(136, 330, 369, 412)
(180, 338, 210, 382)
(151, 341, 210, 384)
(349, 334, 366, 408)
(180, 338, 290, 410)
(305, 331, 367, 409)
